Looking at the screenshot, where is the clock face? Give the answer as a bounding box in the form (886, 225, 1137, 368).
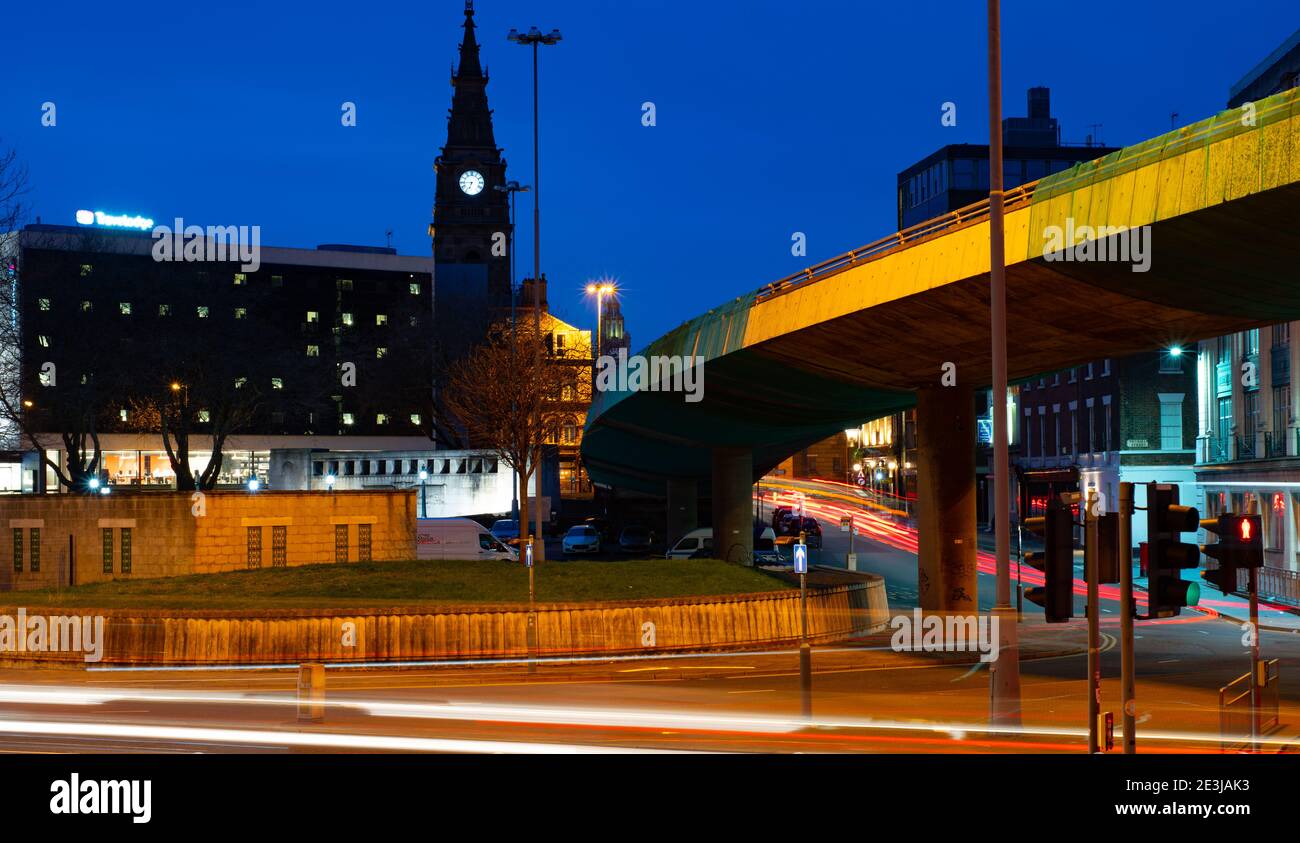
(459, 170, 485, 196)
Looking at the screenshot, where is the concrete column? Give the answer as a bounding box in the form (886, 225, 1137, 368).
(711, 447, 754, 565)
(665, 477, 698, 548)
(916, 386, 979, 613)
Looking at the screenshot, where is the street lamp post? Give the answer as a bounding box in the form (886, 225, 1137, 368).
(987, 0, 1022, 728)
(494, 180, 531, 528)
(508, 23, 562, 563)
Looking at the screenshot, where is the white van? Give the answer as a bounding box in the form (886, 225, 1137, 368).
(417, 518, 518, 561)
(666, 528, 713, 559)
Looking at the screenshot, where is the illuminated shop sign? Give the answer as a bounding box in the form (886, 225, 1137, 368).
(74, 209, 155, 230)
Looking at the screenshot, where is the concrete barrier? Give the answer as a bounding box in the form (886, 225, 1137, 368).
(0, 575, 888, 667)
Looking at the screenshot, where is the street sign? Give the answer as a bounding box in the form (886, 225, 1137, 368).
(839, 515, 852, 532)
(793, 542, 808, 574)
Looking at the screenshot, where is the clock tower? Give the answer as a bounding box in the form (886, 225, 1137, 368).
(431, 1, 512, 306)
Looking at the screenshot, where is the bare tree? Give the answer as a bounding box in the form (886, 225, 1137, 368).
(444, 323, 586, 552)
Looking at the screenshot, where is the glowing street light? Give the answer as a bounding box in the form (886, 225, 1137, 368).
(418, 468, 429, 518)
(1168, 345, 1183, 357)
(324, 474, 336, 491)
(247, 477, 261, 492)
(585, 281, 617, 360)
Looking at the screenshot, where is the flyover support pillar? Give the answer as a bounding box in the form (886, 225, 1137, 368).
(665, 477, 699, 548)
(915, 386, 979, 614)
(711, 447, 754, 565)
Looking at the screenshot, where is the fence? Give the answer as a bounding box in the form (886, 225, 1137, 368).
(1219, 659, 1280, 752)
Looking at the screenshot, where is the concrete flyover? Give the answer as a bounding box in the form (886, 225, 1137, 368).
(583, 88, 1300, 606)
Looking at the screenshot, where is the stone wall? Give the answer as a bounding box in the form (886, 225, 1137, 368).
(0, 490, 417, 591)
(0, 576, 888, 666)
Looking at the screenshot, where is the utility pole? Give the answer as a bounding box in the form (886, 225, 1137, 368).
(1086, 489, 1101, 754)
(797, 530, 811, 719)
(987, 0, 1022, 728)
(1119, 481, 1136, 754)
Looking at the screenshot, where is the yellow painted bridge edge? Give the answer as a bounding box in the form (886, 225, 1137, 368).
(741, 88, 1300, 349)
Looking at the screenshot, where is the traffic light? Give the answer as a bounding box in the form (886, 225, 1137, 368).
(1144, 483, 1201, 618)
(1200, 514, 1240, 594)
(1234, 514, 1264, 570)
(1023, 498, 1074, 623)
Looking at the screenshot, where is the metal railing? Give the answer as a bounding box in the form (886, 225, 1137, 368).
(1236, 565, 1300, 608)
(1266, 430, 1289, 458)
(1236, 434, 1258, 460)
(1219, 659, 1280, 752)
(755, 182, 1040, 302)
(1208, 435, 1231, 463)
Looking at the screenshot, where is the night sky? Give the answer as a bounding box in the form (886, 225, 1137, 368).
(2, 0, 1293, 342)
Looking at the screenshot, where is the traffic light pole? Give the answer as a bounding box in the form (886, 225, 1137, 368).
(1086, 490, 1101, 754)
(799, 530, 812, 720)
(1118, 482, 1136, 754)
(1249, 566, 1260, 751)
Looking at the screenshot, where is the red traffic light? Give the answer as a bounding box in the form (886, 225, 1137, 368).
(1238, 517, 1253, 543)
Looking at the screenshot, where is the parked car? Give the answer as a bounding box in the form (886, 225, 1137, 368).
(618, 525, 656, 554)
(771, 506, 793, 531)
(562, 525, 602, 555)
(490, 519, 519, 543)
(417, 518, 517, 561)
(666, 528, 714, 559)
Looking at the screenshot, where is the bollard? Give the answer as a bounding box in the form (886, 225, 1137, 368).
(297, 662, 325, 723)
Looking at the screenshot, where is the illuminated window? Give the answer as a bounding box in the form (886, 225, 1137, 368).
(376, 314, 388, 326)
(409, 282, 420, 295)
(119, 302, 132, 315)
(410, 414, 421, 425)
(306, 345, 320, 357)
(37, 335, 49, 347)
(233, 273, 247, 285)
(337, 279, 353, 291)
(38, 298, 50, 311)
(342, 313, 354, 326)
(306, 311, 319, 323)
(198, 410, 210, 422)
(80, 264, 93, 277)
(197, 306, 209, 318)
(234, 307, 247, 319)
(158, 304, 170, 316)
(119, 408, 127, 422)
(271, 377, 283, 390)
(234, 377, 247, 389)
(376, 347, 388, 358)
(342, 413, 355, 426)
(81, 301, 93, 313)
(376, 413, 389, 425)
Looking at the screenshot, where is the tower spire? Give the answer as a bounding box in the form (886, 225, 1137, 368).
(456, 1, 484, 81)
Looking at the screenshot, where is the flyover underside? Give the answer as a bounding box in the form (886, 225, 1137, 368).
(585, 182, 1300, 492)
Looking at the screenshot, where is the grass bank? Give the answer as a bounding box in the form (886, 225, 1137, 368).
(11, 558, 786, 610)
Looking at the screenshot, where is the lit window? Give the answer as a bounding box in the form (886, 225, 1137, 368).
(119, 409, 128, 422)
(234, 377, 247, 389)
(341, 313, 354, 326)
(376, 314, 387, 326)
(409, 316, 418, 327)
(376, 347, 388, 358)
(306, 345, 320, 357)
(37, 335, 49, 347)
(233, 273, 247, 285)
(271, 377, 283, 390)
(79, 264, 93, 277)
(158, 304, 170, 316)
(409, 282, 420, 295)
(198, 410, 210, 422)
(38, 298, 50, 311)
(376, 413, 389, 425)
(342, 413, 355, 426)
(197, 306, 209, 318)
(81, 301, 93, 313)
(307, 311, 319, 323)
(338, 279, 353, 291)
(234, 307, 247, 319)
(410, 414, 421, 425)
(119, 302, 132, 315)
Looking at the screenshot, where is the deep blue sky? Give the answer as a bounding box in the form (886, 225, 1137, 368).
(2, 0, 1294, 342)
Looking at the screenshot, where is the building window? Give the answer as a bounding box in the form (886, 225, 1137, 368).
(37, 335, 50, 347)
(197, 306, 209, 318)
(376, 347, 388, 358)
(335, 525, 349, 563)
(376, 413, 389, 425)
(1273, 385, 1291, 434)
(247, 526, 262, 569)
(81, 300, 93, 313)
(120, 527, 131, 574)
(563, 423, 578, 443)
(342, 413, 355, 426)
(338, 279, 353, 291)
(272, 526, 287, 567)
(38, 297, 50, 311)
(410, 414, 421, 426)
(409, 282, 420, 295)
(1159, 394, 1184, 450)
(119, 408, 128, 422)
(80, 264, 93, 277)
(234, 307, 247, 319)
(234, 377, 247, 389)
(271, 377, 283, 390)
(376, 314, 388, 326)
(198, 410, 210, 423)
(306, 345, 320, 357)
(1159, 351, 1182, 373)
(358, 524, 372, 563)
(28, 528, 39, 573)
(307, 311, 319, 323)
(271, 275, 284, 288)
(12, 528, 22, 573)
(119, 303, 132, 317)
(233, 273, 247, 286)
(102, 528, 113, 574)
